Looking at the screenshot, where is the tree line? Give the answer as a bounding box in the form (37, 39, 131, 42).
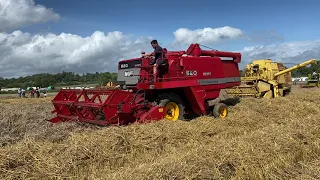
(0, 71, 118, 89)
(0, 62, 318, 89)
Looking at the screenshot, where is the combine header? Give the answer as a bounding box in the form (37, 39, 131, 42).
(49, 43, 242, 126)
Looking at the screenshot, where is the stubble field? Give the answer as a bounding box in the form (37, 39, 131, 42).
(0, 86, 319, 180)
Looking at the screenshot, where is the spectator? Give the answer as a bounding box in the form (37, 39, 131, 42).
(35, 88, 40, 98)
(21, 88, 26, 98)
(43, 90, 47, 98)
(30, 88, 35, 98)
(18, 88, 21, 97)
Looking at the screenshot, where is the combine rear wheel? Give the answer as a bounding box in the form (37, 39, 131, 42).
(212, 103, 228, 118)
(157, 93, 185, 121)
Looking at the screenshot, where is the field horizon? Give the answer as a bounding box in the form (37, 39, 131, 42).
(0, 86, 320, 179)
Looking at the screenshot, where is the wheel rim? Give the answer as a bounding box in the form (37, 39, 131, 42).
(219, 107, 227, 118)
(165, 102, 179, 120)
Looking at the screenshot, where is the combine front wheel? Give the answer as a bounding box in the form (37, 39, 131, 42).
(157, 93, 185, 121)
(212, 103, 228, 118)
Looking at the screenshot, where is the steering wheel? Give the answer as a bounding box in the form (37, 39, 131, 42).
(142, 55, 154, 59)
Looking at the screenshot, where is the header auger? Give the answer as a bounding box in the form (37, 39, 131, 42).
(49, 43, 242, 126)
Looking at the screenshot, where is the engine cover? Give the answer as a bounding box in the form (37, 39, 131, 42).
(117, 59, 142, 87)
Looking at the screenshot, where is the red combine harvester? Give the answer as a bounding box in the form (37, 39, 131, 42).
(49, 43, 242, 126)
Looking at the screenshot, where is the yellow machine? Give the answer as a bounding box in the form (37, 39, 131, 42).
(224, 59, 317, 98)
(95, 82, 117, 89)
(106, 82, 113, 87)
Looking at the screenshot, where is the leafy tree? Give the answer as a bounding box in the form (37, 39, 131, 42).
(0, 71, 118, 88)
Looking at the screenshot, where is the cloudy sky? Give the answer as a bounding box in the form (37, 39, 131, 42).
(1, 0, 320, 78)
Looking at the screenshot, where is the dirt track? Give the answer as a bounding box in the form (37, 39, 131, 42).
(0, 86, 319, 179)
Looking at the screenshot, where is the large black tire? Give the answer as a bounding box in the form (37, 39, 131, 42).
(157, 93, 185, 121)
(212, 103, 228, 118)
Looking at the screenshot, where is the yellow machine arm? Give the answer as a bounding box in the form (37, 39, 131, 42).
(274, 59, 317, 77)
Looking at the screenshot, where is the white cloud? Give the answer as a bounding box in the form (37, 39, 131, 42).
(171, 26, 320, 69)
(173, 26, 244, 45)
(1, 29, 320, 78)
(240, 40, 320, 67)
(1, 0, 318, 79)
(0, 30, 153, 77)
(0, 0, 60, 32)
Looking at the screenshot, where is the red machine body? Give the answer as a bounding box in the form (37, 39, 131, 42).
(49, 43, 242, 126)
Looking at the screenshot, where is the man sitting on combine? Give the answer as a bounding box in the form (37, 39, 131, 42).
(145, 40, 168, 81)
(312, 71, 318, 79)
